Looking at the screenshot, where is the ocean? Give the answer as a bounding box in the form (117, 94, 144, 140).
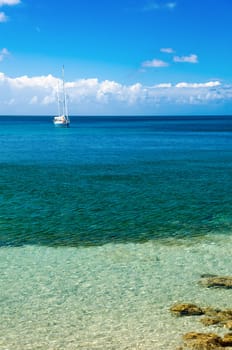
(1, 115, 232, 349)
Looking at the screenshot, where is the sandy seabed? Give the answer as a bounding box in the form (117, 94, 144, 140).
(1, 234, 232, 349)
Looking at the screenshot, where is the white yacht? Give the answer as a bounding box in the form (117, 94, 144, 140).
(53, 66, 70, 127)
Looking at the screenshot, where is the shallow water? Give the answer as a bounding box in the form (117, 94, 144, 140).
(1, 237, 232, 349)
(1, 115, 232, 349)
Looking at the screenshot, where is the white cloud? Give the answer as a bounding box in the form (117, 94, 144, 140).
(0, 71, 231, 114)
(96, 80, 123, 102)
(154, 83, 172, 88)
(29, 96, 38, 104)
(0, 47, 10, 61)
(174, 54, 198, 63)
(142, 1, 176, 11)
(8, 73, 58, 89)
(0, 11, 7, 21)
(1, 47, 9, 54)
(160, 48, 175, 54)
(142, 59, 169, 67)
(42, 95, 56, 105)
(166, 2, 176, 9)
(0, 0, 20, 22)
(175, 81, 221, 88)
(0, 0, 20, 6)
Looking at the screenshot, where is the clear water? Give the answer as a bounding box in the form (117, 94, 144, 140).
(1, 115, 232, 349)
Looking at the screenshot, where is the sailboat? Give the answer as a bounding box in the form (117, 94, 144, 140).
(53, 66, 70, 127)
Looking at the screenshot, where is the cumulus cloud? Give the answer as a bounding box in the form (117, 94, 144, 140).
(155, 83, 172, 88)
(7, 73, 58, 89)
(160, 48, 175, 54)
(174, 54, 198, 63)
(143, 50, 198, 69)
(0, 0, 20, 22)
(0, 0, 20, 6)
(142, 1, 176, 11)
(142, 59, 169, 68)
(0, 11, 7, 21)
(0, 71, 231, 114)
(0, 47, 10, 61)
(175, 81, 221, 88)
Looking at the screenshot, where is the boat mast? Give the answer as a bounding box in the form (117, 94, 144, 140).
(62, 65, 69, 119)
(56, 82, 61, 116)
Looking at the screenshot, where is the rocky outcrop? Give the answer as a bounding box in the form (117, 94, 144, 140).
(221, 333, 232, 347)
(200, 309, 232, 329)
(181, 332, 224, 349)
(170, 303, 204, 317)
(199, 276, 232, 289)
(178, 331, 232, 349)
(169, 303, 232, 348)
(171, 275, 232, 349)
(200, 317, 221, 326)
(170, 302, 232, 329)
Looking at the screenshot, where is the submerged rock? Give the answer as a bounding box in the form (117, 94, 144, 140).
(170, 300, 232, 348)
(201, 309, 232, 328)
(221, 333, 232, 346)
(170, 303, 204, 316)
(200, 317, 221, 326)
(178, 331, 232, 349)
(170, 302, 232, 326)
(181, 332, 224, 349)
(203, 307, 222, 317)
(199, 276, 232, 289)
(224, 321, 232, 330)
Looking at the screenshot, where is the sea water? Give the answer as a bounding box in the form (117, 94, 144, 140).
(1, 115, 232, 349)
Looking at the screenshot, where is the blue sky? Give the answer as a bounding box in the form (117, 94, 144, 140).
(0, 0, 232, 115)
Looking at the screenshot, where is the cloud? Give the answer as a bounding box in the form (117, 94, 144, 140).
(142, 59, 169, 67)
(7, 73, 58, 89)
(143, 50, 198, 70)
(0, 11, 7, 21)
(175, 81, 221, 88)
(0, 0, 20, 6)
(0, 47, 10, 60)
(0, 0, 20, 22)
(142, 1, 176, 11)
(174, 54, 198, 63)
(29, 96, 38, 104)
(155, 83, 172, 88)
(0, 71, 231, 114)
(166, 2, 176, 9)
(160, 48, 175, 54)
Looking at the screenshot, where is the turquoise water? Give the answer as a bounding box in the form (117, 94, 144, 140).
(1, 115, 232, 349)
(1, 116, 232, 247)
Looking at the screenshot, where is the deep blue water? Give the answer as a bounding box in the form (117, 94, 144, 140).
(1, 115, 232, 247)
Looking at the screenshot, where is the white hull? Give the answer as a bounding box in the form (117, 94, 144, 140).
(53, 120, 70, 127)
(53, 115, 70, 127)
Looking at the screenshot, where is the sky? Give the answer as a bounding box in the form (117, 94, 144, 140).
(0, 0, 232, 115)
